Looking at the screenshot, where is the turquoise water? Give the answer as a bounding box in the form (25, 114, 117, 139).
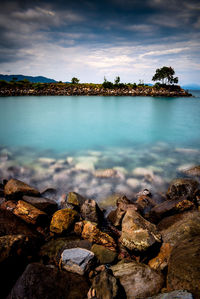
(0, 92, 200, 204)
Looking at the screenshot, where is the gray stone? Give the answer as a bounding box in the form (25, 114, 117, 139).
(148, 290, 194, 299)
(111, 260, 164, 299)
(60, 248, 95, 275)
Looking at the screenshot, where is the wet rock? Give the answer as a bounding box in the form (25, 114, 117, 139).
(50, 209, 79, 234)
(166, 178, 199, 201)
(81, 199, 103, 224)
(132, 167, 154, 178)
(22, 195, 58, 214)
(111, 260, 164, 299)
(148, 243, 172, 271)
(60, 248, 95, 275)
(2, 200, 48, 226)
(148, 290, 194, 299)
(183, 165, 200, 177)
(126, 178, 140, 189)
(7, 262, 90, 299)
(39, 236, 92, 265)
(91, 244, 117, 264)
(136, 194, 156, 218)
(167, 235, 200, 298)
(74, 221, 116, 251)
(149, 198, 195, 223)
(120, 209, 161, 251)
(67, 191, 86, 207)
(89, 270, 121, 299)
(4, 178, 40, 199)
(38, 157, 56, 165)
(157, 210, 200, 246)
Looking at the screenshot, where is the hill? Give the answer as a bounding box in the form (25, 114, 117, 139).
(0, 74, 57, 83)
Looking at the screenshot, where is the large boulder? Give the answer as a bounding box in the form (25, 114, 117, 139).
(182, 165, 200, 177)
(39, 236, 92, 265)
(60, 248, 95, 275)
(91, 244, 117, 264)
(166, 178, 199, 201)
(120, 209, 161, 251)
(4, 178, 40, 199)
(148, 243, 172, 271)
(50, 209, 79, 234)
(7, 263, 90, 299)
(167, 235, 200, 299)
(111, 260, 164, 299)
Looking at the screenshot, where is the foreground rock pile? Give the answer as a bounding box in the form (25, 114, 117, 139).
(0, 176, 200, 298)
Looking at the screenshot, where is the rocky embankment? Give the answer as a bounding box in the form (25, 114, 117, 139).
(0, 83, 192, 97)
(1, 175, 200, 299)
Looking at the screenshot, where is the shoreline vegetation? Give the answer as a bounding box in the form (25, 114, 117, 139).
(0, 81, 192, 97)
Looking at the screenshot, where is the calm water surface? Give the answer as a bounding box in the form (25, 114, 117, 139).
(0, 91, 200, 204)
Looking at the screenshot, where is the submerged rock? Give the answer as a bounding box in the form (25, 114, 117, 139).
(166, 178, 199, 201)
(4, 178, 40, 199)
(120, 209, 161, 251)
(111, 260, 164, 299)
(50, 209, 79, 234)
(60, 248, 95, 275)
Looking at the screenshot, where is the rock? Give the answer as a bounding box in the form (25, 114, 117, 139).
(167, 235, 200, 298)
(157, 210, 200, 246)
(148, 290, 194, 299)
(7, 262, 90, 299)
(81, 199, 103, 224)
(38, 157, 56, 165)
(149, 198, 195, 223)
(67, 191, 86, 207)
(111, 260, 164, 299)
(39, 236, 92, 265)
(4, 178, 40, 199)
(2, 200, 48, 226)
(94, 169, 118, 178)
(22, 195, 58, 214)
(132, 167, 154, 178)
(126, 178, 141, 189)
(136, 195, 156, 218)
(50, 209, 79, 234)
(166, 178, 199, 201)
(89, 270, 121, 299)
(120, 209, 161, 251)
(0, 208, 41, 238)
(91, 244, 117, 264)
(75, 221, 116, 251)
(148, 243, 172, 271)
(183, 165, 200, 177)
(60, 248, 95, 275)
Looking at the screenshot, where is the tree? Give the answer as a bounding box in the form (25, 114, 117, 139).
(152, 66, 178, 85)
(114, 76, 120, 85)
(71, 77, 79, 84)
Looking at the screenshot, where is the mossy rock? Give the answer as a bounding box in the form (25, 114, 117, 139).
(50, 209, 79, 234)
(91, 244, 117, 264)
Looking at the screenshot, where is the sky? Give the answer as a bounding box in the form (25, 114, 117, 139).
(0, 0, 200, 84)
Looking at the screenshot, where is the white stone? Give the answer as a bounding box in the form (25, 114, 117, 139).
(126, 178, 140, 188)
(132, 167, 154, 177)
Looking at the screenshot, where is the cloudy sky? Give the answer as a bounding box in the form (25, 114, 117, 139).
(0, 0, 200, 84)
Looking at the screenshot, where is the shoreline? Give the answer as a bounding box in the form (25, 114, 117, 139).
(0, 83, 192, 97)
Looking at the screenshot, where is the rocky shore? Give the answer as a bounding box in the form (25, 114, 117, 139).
(1, 173, 200, 298)
(0, 83, 192, 97)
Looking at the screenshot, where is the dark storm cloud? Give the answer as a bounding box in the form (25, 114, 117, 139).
(0, 0, 199, 83)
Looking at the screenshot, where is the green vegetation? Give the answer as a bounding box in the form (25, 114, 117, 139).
(152, 66, 178, 85)
(71, 77, 80, 84)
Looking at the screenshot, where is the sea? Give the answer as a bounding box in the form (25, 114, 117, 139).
(0, 91, 200, 206)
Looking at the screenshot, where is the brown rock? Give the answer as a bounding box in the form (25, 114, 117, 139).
(22, 195, 58, 214)
(184, 165, 200, 177)
(67, 191, 86, 207)
(50, 208, 79, 234)
(120, 209, 161, 251)
(91, 244, 117, 264)
(81, 199, 103, 224)
(111, 260, 164, 299)
(136, 195, 156, 218)
(4, 178, 40, 199)
(167, 235, 200, 298)
(7, 263, 90, 299)
(166, 178, 199, 201)
(148, 243, 172, 271)
(75, 221, 116, 251)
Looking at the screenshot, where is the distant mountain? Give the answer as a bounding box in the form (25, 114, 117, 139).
(0, 74, 57, 83)
(182, 84, 200, 90)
